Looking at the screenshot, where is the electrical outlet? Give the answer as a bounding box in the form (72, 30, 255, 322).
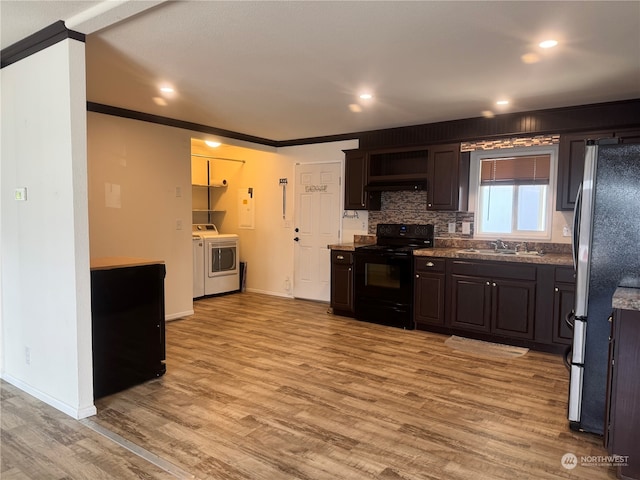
(563, 225, 571, 237)
(25, 346, 31, 365)
(448, 222, 456, 233)
(176, 219, 183, 230)
(175, 186, 182, 197)
(462, 222, 471, 235)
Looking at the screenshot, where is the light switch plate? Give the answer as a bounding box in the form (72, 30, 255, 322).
(462, 222, 471, 235)
(15, 187, 27, 201)
(448, 222, 456, 233)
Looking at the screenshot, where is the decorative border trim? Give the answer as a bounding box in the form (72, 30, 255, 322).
(1, 21, 85, 69)
(87, 102, 280, 148)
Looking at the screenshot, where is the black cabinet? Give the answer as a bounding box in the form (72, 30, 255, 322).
(344, 149, 380, 210)
(556, 129, 640, 211)
(450, 274, 492, 333)
(91, 262, 166, 399)
(449, 260, 536, 340)
(556, 131, 614, 211)
(367, 146, 428, 183)
(343, 143, 468, 211)
(427, 145, 469, 211)
(551, 267, 576, 345)
(414, 258, 446, 327)
(606, 307, 640, 480)
(330, 250, 355, 316)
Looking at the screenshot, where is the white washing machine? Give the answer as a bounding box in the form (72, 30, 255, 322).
(193, 224, 240, 296)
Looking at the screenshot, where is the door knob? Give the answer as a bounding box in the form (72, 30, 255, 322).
(294, 237, 300, 242)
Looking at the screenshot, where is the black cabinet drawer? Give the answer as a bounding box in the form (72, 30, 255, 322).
(554, 266, 575, 283)
(332, 250, 353, 264)
(414, 257, 446, 273)
(451, 260, 536, 281)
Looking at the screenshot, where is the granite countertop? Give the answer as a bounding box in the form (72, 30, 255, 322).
(90, 257, 165, 270)
(414, 247, 573, 266)
(327, 242, 573, 266)
(612, 287, 640, 312)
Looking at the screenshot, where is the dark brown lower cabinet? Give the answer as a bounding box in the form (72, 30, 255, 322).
(552, 282, 576, 344)
(450, 274, 491, 332)
(414, 258, 446, 327)
(330, 250, 355, 316)
(491, 278, 536, 339)
(450, 273, 535, 339)
(606, 307, 640, 480)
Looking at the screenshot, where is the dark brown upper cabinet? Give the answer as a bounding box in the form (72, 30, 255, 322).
(367, 145, 428, 184)
(556, 129, 640, 211)
(427, 144, 469, 211)
(343, 149, 380, 210)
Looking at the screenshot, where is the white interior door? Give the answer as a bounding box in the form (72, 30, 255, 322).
(293, 162, 341, 301)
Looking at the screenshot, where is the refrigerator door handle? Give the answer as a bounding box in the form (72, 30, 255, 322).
(568, 364, 584, 422)
(572, 184, 582, 271)
(572, 317, 587, 364)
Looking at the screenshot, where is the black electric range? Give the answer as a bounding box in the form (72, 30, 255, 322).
(354, 223, 434, 329)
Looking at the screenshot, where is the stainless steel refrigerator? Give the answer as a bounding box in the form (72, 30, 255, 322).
(568, 140, 640, 435)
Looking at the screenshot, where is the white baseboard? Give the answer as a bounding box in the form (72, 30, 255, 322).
(1, 373, 97, 419)
(166, 310, 194, 321)
(245, 288, 294, 299)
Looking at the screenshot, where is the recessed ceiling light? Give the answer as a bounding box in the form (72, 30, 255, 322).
(160, 86, 174, 93)
(205, 140, 221, 148)
(359, 93, 373, 100)
(521, 52, 541, 64)
(496, 100, 509, 106)
(539, 39, 558, 49)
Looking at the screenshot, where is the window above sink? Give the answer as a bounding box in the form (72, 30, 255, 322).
(469, 145, 558, 241)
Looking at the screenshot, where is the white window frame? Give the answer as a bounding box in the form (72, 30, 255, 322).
(469, 145, 558, 241)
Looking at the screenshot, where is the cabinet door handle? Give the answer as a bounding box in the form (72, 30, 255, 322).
(486, 281, 490, 286)
(428, 203, 432, 207)
(492, 282, 497, 287)
(336, 255, 344, 260)
(348, 267, 352, 272)
(555, 287, 559, 292)
(426, 262, 434, 267)
(416, 274, 420, 278)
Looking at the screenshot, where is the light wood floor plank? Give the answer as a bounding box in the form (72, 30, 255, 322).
(2, 292, 615, 479)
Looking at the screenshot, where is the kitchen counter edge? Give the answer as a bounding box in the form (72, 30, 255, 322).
(90, 257, 165, 271)
(613, 287, 640, 312)
(328, 244, 572, 266)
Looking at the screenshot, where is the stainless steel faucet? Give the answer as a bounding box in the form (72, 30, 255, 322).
(491, 239, 508, 250)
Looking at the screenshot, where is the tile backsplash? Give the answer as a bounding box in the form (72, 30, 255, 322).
(367, 191, 474, 237)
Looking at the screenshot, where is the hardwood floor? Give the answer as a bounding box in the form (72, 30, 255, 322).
(2, 292, 615, 479)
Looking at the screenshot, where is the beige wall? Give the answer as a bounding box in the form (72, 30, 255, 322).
(87, 112, 194, 319)
(1, 39, 95, 418)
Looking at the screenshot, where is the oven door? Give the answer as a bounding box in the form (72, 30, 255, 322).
(354, 251, 414, 329)
(207, 240, 238, 278)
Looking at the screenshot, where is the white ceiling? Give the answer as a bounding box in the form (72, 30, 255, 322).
(2, 0, 639, 142)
